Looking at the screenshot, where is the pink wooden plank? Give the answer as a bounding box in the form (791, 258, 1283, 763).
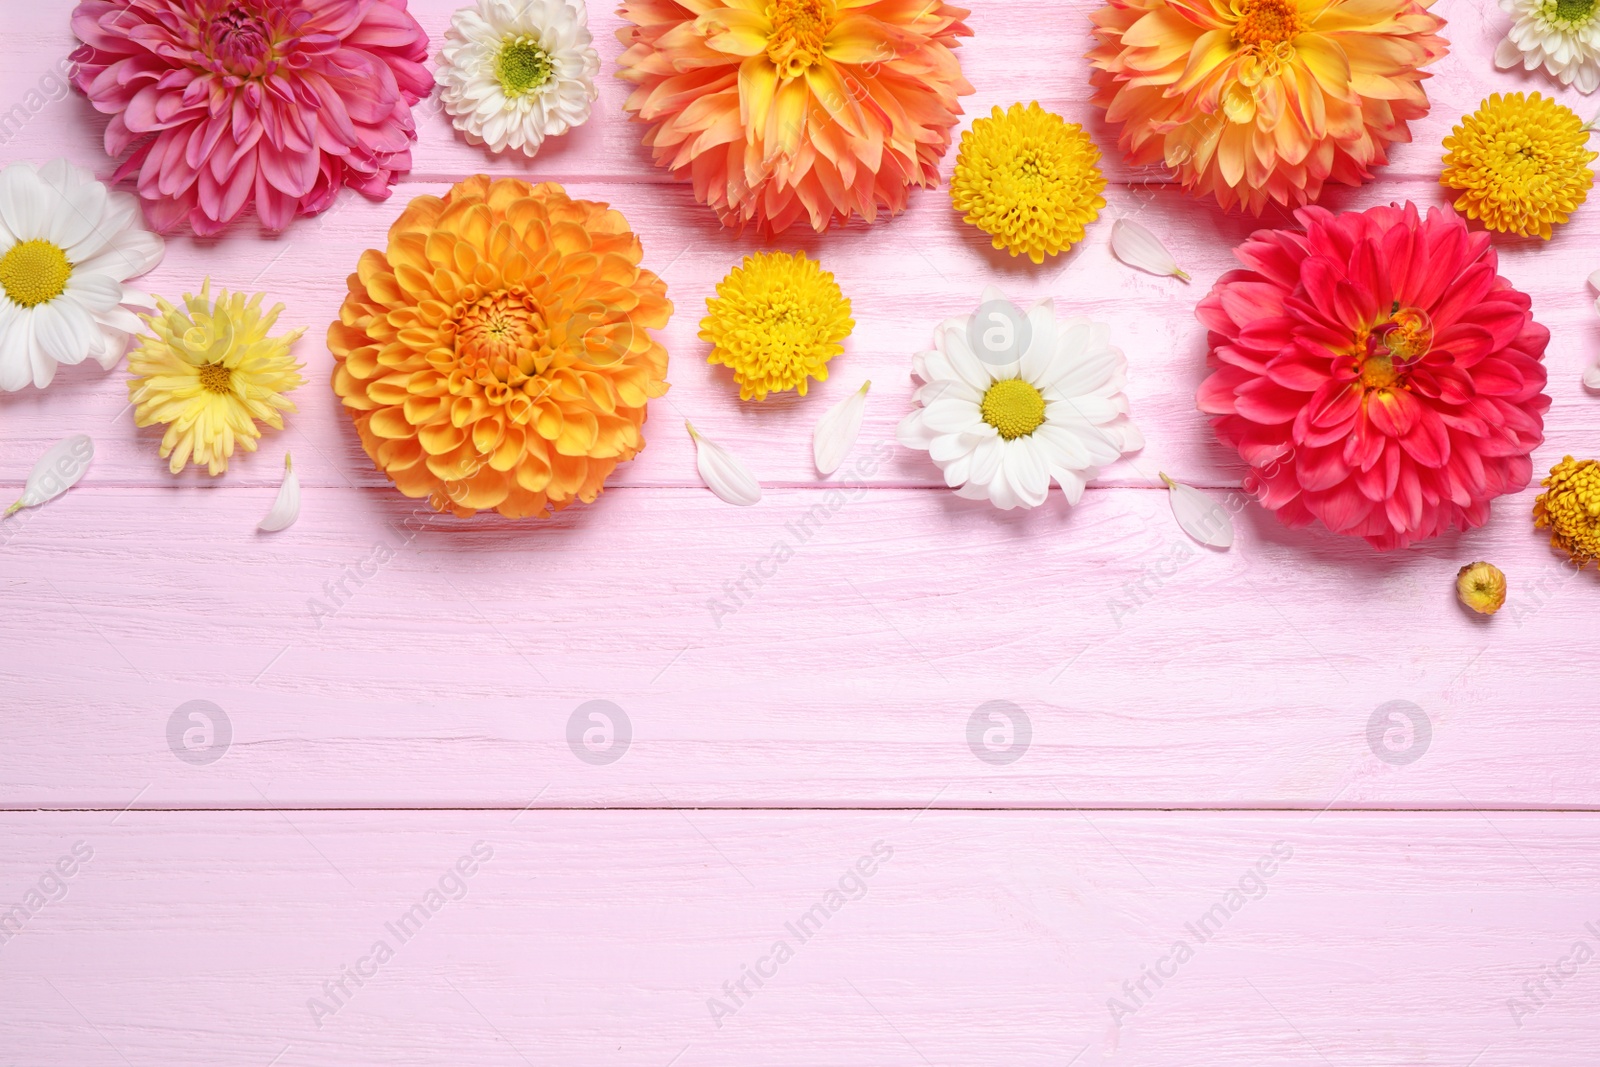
(1, 810, 1596, 1065)
(2, 483, 1593, 808)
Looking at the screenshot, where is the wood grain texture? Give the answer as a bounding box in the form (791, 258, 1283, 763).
(3, 812, 1598, 1066)
(2, 483, 1596, 808)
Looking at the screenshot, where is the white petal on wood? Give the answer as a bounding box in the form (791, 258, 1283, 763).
(1161, 472, 1233, 549)
(1584, 363, 1600, 393)
(814, 380, 870, 476)
(1589, 269, 1600, 291)
(1494, 36, 1524, 71)
(1110, 218, 1190, 282)
(4, 434, 93, 517)
(687, 422, 761, 506)
(257, 453, 301, 532)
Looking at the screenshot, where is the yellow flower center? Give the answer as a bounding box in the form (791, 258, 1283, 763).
(0, 239, 72, 308)
(1358, 305, 1432, 387)
(1233, 0, 1303, 46)
(981, 378, 1046, 440)
(1552, 0, 1598, 24)
(766, 0, 836, 77)
(1359, 352, 1399, 389)
(1535, 456, 1600, 567)
(497, 35, 552, 96)
(452, 291, 552, 407)
(197, 362, 233, 394)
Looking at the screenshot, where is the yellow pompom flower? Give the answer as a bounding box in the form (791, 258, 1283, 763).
(701, 251, 853, 401)
(1534, 456, 1600, 568)
(950, 102, 1106, 265)
(128, 282, 306, 475)
(1441, 93, 1597, 239)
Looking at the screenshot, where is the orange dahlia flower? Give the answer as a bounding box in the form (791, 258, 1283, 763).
(615, 0, 974, 233)
(329, 176, 671, 519)
(1089, 0, 1448, 213)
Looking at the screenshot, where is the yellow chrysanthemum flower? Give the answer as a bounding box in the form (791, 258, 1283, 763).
(1441, 92, 1598, 239)
(701, 251, 853, 401)
(1534, 455, 1600, 567)
(128, 282, 306, 476)
(950, 102, 1106, 265)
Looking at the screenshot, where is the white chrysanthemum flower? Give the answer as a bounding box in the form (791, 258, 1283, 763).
(0, 159, 163, 392)
(436, 0, 601, 157)
(1495, 0, 1600, 93)
(897, 288, 1144, 511)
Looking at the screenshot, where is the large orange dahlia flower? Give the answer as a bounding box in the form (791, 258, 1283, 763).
(1089, 0, 1448, 213)
(329, 177, 672, 519)
(615, 0, 974, 233)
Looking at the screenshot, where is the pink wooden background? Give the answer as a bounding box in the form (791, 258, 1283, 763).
(3, 0, 1600, 1062)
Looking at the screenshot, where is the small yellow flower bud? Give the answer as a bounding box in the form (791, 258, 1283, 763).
(1455, 561, 1507, 615)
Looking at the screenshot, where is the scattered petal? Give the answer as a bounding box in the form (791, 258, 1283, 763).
(1584, 362, 1600, 392)
(4, 434, 93, 518)
(1161, 472, 1233, 548)
(1588, 269, 1600, 291)
(814, 380, 870, 475)
(687, 421, 761, 506)
(1455, 561, 1506, 616)
(1111, 218, 1190, 282)
(258, 452, 300, 532)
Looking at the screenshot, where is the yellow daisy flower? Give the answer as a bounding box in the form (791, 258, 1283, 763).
(1441, 92, 1597, 239)
(701, 251, 853, 402)
(951, 102, 1106, 265)
(128, 281, 306, 475)
(1534, 455, 1600, 568)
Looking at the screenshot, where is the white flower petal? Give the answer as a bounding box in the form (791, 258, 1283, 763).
(258, 453, 301, 532)
(32, 301, 94, 366)
(1163, 473, 1234, 549)
(0, 162, 52, 241)
(687, 421, 761, 506)
(1005, 438, 1050, 508)
(814, 380, 869, 475)
(1588, 269, 1600, 291)
(4, 434, 93, 517)
(1495, 35, 1524, 70)
(0, 310, 34, 391)
(1584, 362, 1600, 392)
(1111, 218, 1190, 282)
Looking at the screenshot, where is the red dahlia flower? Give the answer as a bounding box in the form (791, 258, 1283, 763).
(1197, 203, 1551, 550)
(70, 0, 432, 235)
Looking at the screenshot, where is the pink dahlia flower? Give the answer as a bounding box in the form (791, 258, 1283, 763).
(1197, 203, 1550, 550)
(70, 0, 432, 235)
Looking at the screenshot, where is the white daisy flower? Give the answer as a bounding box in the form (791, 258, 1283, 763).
(436, 0, 601, 158)
(1495, 0, 1600, 94)
(897, 289, 1144, 511)
(0, 159, 163, 392)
